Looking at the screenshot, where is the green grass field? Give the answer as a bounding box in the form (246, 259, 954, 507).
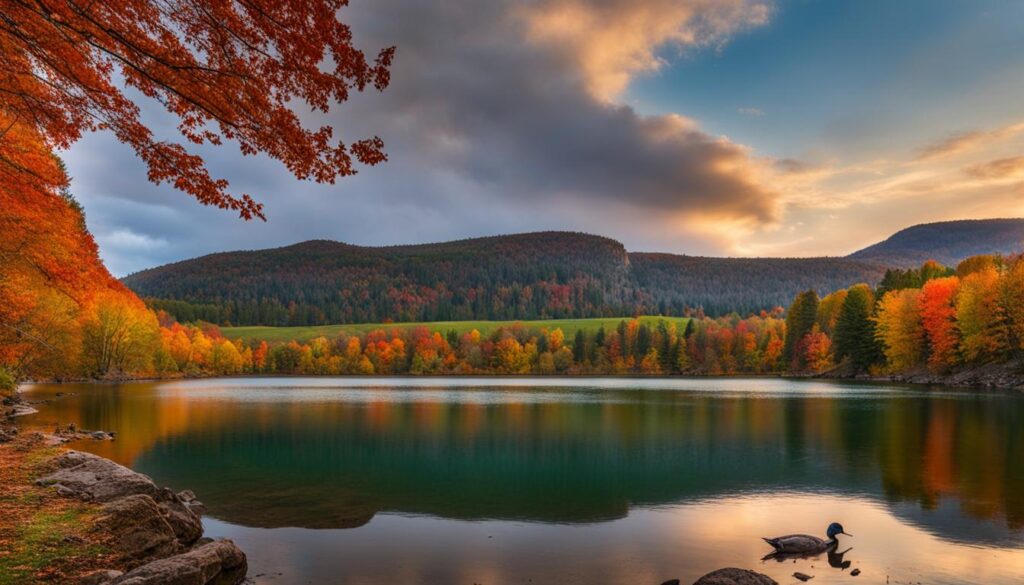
(222, 316, 690, 343)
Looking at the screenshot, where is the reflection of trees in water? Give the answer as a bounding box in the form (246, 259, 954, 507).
(27, 383, 1024, 535)
(877, 396, 1024, 530)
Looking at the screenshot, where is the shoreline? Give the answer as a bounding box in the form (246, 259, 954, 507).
(0, 429, 247, 585)
(18, 367, 1024, 392)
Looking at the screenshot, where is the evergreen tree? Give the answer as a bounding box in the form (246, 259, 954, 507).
(573, 329, 588, 364)
(637, 324, 652, 358)
(833, 284, 882, 372)
(657, 320, 674, 372)
(783, 289, 819, 369)
(617, 320, 630, 360)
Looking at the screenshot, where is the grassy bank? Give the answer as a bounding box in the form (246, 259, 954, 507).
(0, 437, 112, 584)
(222, 316, 690, 343)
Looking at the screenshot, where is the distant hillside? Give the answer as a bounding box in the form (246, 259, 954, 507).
(849, 218, 1024, 268)
(630, 253, 886, 316)
(123, 231, 887, 326)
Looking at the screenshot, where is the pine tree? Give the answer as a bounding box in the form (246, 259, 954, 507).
(783, 290, 819, 369)
(833, 284, 881, 372)
(573, 329, 588, 364)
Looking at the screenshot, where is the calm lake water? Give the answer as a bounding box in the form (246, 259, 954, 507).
(18, 377, 1024, 584)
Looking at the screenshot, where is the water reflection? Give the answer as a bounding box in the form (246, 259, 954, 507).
(19, 378, 1024, 584)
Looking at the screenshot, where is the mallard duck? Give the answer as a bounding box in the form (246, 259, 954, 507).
(762, 522, 851, 554)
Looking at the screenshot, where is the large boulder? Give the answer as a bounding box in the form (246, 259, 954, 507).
(37, 451, 159, 502)
(94, 494, 180, 561)
(692, 568, 778, 585)
(110, 540, 248, 585)
(38, 451, 203, 546)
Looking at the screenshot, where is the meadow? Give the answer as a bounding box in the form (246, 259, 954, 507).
(222, 316, 690, 343)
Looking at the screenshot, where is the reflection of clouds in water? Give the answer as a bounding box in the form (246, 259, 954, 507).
(204, 494, 1024, 585)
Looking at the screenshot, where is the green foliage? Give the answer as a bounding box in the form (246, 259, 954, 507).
(833, 284, 882, 372)
(0, 365, 16, 397)
(783, 290, 819, 369)
(876, 260, 955, 297)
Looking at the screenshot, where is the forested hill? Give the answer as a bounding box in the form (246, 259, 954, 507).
(123, 232, 887, 326)
(848, 218, 1024, 268)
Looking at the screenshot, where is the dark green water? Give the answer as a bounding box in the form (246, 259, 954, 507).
(20, 377, 1024, 584)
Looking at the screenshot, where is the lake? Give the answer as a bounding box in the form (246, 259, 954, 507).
(18, 377, 1024, 584)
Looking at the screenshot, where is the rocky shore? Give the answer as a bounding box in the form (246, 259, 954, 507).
(0, 432, 246, 585)
(36, 450, 247, 584)
(819, 359, 1024, 391)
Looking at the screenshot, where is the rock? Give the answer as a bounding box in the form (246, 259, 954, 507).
(92, 431, 111, 440)
(661, 580, 681, 585)
(80, 569, 125, 584)
(40, 451, 204, 546)
(7, 403, 38, 417)
(110, 540, 248, 585)
(793, 573, 813, 582)
(38, 451, 159, 502)
(850, 568, 861, 576)
(178, 490, 207, 515)
(94, 494, 180, 561)
(159, 490, 205, 544)
(692, 568, 777, 585)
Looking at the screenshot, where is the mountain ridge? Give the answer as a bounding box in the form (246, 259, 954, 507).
(123, 219, 1024, 326)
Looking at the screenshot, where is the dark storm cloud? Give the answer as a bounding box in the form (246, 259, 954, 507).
(340, 0, 778, 218)
(62, 0, 778, 275)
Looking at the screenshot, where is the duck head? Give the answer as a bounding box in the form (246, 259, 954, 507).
(827, 522, 851, 540)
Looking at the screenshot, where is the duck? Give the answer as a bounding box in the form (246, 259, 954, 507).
(762, 522, 851, 555)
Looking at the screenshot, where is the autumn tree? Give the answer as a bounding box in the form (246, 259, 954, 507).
(875, 289, 926, 372)
(1, 0, 394, 219)
(81, 293, 160, 376)
(816, 289, 848, 335)
(802, 325, 834, 373)
(956, 266, 1008, 363)
(999, 258, 1024, 358)
(919, 276, 960, 372)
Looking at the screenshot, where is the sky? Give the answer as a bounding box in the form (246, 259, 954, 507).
(61, 0, 1024, 276)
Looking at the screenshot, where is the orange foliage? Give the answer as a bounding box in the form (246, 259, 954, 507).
(920, 277, 960, 372)
(0, 115, 145, 379)
(875, 289, 925, 372)
(1, 0, 393, 219)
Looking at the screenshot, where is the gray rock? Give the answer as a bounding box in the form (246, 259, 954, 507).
(38, 451, 159, 502)
(111, 540, 247, 585)
(94, 494, 180, 561)
(692, 568, 778, 585)
(40, 451, 203, 546)
(159, 490, 204, 544)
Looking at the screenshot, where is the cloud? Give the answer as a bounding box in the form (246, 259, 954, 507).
(341, 0, 781, 220)
(915, 122, 1024, 161)
(521, 0, 771, 100)
(964, 156, 1024, 179)
(738, 107, 764, 117)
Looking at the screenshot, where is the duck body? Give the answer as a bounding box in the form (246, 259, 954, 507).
(762, 534, 834, 554)
(763, 522, 850, 555)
